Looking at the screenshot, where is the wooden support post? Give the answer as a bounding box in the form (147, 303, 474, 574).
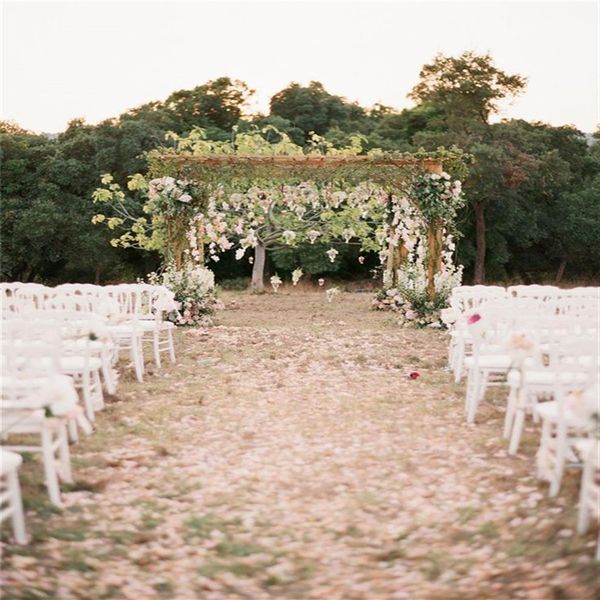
(195, 219, 205, 264)
(425, 160, 444, 302)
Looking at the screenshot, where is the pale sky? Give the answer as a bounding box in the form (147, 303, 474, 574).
(2, 0, 598, 133)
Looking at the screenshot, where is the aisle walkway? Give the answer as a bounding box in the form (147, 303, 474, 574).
(2, 293, 598, 599)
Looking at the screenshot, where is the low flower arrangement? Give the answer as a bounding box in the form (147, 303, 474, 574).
(372, 260, 463, 328)
(146, 262, 219, 326)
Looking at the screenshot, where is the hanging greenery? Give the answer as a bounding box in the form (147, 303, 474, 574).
(91, 126, 469, 324)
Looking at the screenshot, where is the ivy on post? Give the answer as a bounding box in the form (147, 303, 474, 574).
(424, 160, 444, 303)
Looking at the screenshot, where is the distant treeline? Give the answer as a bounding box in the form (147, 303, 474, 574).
(2, 52, 599, 285)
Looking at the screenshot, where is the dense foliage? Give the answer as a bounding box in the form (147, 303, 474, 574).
(2, 57, 598, 285)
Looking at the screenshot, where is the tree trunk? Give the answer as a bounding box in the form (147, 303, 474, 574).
(94, 266, 101, 284)
(473, 202, 486, 284)
(555, 256, 568, 284)
(251, 242, 266, 291)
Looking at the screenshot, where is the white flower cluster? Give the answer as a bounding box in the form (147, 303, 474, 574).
(147, 263, 217, 326)
(200, 181, 389, 266)
(270, 274, 282, 292)
(291, 268, 303, 286)
(373, 227, 463, 327)
(148, 177, 193, 204)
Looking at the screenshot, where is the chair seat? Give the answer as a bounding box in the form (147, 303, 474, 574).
(0, 448, 23, 473)
(107, 324, 143, 338)
(575, 438, 599, 461)
(464, 354, 513, 370)
(535, 401, 592, 429)
(137, 319, 175, 331)
(60, 356, 102, 372)
(450, 329, 472, 339)
(64, 339, 112, 352)
(507, 369, 589, 387)
(1, 409, 50, 432)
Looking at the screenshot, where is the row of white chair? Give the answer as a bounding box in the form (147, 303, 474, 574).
(3, 282, 179, 381)
(447, 285, 598, 384)
(446, 284, 599, 560)
(0, 281, 181, 543)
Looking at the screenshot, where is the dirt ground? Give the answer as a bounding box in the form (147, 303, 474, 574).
(1, 291, 598, 599)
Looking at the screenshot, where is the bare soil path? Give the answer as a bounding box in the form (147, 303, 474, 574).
(2, 292, 598, 599)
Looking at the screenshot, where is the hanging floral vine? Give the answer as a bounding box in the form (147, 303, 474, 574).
(91, 126, 469, 326)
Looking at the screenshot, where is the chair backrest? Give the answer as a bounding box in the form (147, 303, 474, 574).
(1, 318, 62, 377)
(450, 286, 508, 314)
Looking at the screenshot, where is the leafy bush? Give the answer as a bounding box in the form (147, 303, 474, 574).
(218, 277, 249, 291)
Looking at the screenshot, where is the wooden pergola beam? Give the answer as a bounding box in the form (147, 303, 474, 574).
(156, 154, 442, 169)
(156, 153, 445, 300)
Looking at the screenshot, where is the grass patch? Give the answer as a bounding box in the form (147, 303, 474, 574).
(478, 520, 500, 539)
(421, 552, 446, 582)
(63, 550, 95, 572)
(216, 540, 264, 557)
(198, 559, 272, 579)
(457, 506, 480, 524)
(153, 581, 175, 597)
(376, 546, 406, 562)
(183, 514, 227, 540)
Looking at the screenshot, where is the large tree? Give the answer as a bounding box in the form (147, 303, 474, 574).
(122, 77, 254, 135)
(409, 52, 527, 282)
(269, 81, 367, 143)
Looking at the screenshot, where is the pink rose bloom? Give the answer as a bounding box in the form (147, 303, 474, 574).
(467, 313, 481, 325)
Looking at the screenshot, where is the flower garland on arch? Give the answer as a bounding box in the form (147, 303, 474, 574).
(372, 171, 465, 326)
(197, 180, 389, 265)
(92, 163, 466, 327)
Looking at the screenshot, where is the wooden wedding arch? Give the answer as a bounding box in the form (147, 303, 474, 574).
(152, 153, 445, 300)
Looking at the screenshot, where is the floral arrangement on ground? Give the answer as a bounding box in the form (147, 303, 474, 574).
(147, 262, 222, 326)
(372, 260, 463, 328)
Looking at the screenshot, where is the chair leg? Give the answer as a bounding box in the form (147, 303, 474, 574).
(101, 348, 116, 395)
(41, 427, 62, 507)
(153, 330, 161, 368)
(454, 344, 464, 383)
(477, 371, 489, 402)
(550, 425, 567, 497)
(168, 329, 176, 363)
(466, 369, 480, 423)
(509, 409, 526, 455)
(67, 418, 79, 444)
(504, 386, 517, 439)
(57, 424, 73, 484)
(7, 470, 27, 544)
(537, 419, 552, 479)
(81, 371, 95, 422)
(130, 337, 144, 383)
(577, 462, 591, 534)
(92, 369, 104, 410)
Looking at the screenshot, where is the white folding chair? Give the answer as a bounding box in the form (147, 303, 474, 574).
(576, 439, 600, 561)
(0, 449, 27, 544)
(535, 342, 598, 497)
(1, 319, 74, 507)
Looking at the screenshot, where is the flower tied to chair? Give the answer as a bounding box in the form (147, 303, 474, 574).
(43, 375, 93, 435)
(467, 313, 481, 325)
